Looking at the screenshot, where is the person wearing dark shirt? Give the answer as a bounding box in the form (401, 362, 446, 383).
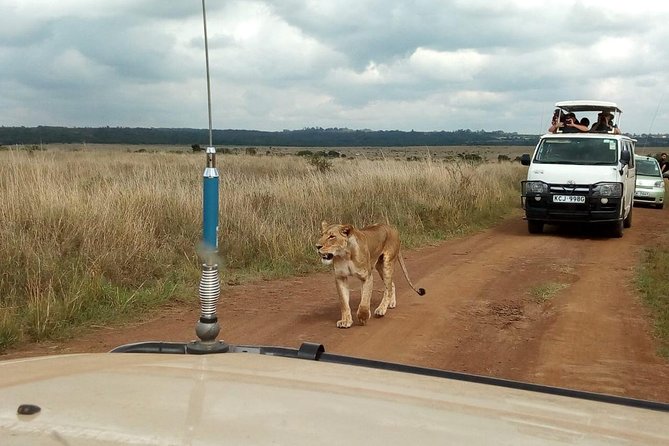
(549, 112, 589, 133)
(562, 113, 589, 133)
(660, 152, 669, 178)
(590, 111, 621, 134)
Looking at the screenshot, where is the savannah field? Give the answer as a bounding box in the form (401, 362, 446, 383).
(1, 143, 667, 359)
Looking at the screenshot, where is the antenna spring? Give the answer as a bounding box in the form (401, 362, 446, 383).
(198, 264, 220, 320)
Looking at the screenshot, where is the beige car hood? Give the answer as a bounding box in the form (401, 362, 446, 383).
(0, 352, 667, 445)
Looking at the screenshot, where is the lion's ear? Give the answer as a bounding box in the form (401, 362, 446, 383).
(321, 221, 329, 232)
(341, 224, 353, 237)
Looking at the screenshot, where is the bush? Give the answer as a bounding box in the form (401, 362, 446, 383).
(308, 156, 332, 173)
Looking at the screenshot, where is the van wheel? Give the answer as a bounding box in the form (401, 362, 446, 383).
(623, 205, 632, 228)
(658, 203, 664, 210)
(527, 220, 544, 234)
(611, 219, 624, 238)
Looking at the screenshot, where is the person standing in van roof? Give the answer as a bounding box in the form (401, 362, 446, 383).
(548, 112, 589, 133)
(590, 111, 621, 134)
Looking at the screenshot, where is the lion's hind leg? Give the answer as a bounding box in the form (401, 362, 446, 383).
(374, 257, 396, 317)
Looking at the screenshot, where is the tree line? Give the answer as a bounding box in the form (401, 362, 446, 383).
(2, 126, 667, 148)
(0, 126, 539, 147)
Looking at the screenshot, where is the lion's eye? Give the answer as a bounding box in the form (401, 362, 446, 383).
(328, 235, 335, 240)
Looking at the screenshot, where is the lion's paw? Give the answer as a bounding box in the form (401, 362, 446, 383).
(357, 307, 370, 325)
(374, 306, 387, 317)
(336, 318, 353, 328)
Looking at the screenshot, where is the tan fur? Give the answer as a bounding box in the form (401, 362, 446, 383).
(316, 221, 425, 328)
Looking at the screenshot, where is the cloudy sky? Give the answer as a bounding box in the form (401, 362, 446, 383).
(2, 0, 668, 134)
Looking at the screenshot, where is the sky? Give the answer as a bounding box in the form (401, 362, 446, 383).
(2, 0, 669, 135)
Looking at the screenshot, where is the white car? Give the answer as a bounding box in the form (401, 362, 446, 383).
(634, 155, 665, 209)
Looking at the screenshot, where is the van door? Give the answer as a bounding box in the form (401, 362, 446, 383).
(622, 139, 636, 219)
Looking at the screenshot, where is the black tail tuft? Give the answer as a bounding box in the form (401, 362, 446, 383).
(417, 288, 426, 296)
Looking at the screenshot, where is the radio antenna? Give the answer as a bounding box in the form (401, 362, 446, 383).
(642, 94, 664, 148)
(187, 0, 228, 353)
(202, 0, 213, 148)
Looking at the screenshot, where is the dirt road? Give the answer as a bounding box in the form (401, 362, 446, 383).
(5, 206, 669, 402)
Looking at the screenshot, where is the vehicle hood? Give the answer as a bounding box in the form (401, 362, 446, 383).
(0, 353, 667, 445)
(526, 164, 622, 184)
(636, 174, 664, 187)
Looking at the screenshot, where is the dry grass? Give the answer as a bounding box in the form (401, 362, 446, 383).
(0, 146, 526, 351)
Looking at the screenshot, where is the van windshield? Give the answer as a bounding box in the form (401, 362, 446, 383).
(534, 138, 618, 165)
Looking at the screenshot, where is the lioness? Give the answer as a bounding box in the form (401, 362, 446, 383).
(316, 221, 425, 328)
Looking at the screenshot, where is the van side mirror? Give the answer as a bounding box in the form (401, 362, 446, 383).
(520, 154, 531, 166)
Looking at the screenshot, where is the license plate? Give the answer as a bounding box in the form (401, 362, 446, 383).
(552, 195, 585, 203)
(636, 191, 649, 197)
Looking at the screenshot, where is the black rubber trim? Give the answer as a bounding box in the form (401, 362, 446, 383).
(110, 341, 669, 413)
(297, 342, 325, 360)
(312, 352, 669, 413)
(110, 342, 188, 354)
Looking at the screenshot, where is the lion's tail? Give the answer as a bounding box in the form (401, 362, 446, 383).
(397, 252, 426, 296)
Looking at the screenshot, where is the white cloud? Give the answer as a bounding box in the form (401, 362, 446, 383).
(1, 0, 669, 134)
(409, 48, 488, 82)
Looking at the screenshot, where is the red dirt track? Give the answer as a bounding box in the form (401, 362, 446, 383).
(5, 207, 669, 402)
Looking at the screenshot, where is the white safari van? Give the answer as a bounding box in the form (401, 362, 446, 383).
(521, 101, 636, 237)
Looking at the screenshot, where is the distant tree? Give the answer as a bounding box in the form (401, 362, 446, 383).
(191, 144, 202, 152)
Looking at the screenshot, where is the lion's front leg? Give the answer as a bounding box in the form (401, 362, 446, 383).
(357, 273, 373, 325)
(334, 276, 353, 328)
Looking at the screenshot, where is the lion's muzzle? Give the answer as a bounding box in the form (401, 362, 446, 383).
(319, 252, 334, 265)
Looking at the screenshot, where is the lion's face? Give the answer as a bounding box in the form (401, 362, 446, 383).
(316, 222, 352, 265)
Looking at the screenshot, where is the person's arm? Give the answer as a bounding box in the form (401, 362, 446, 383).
(548, 118, 561, 133)
(566, 121, 590, 132)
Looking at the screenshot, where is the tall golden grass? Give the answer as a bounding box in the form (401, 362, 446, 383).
(0, 148, 525, 351)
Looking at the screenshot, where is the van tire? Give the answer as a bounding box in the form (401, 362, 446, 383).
(658, 203, 664, 209)
(527, 220, 544, 234)
(623, 205, 632, 228)
(611, 219, 624, 238)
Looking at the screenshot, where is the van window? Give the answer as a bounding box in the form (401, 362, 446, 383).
(623, 141, 634, 167)
(534, 138, 618, 165)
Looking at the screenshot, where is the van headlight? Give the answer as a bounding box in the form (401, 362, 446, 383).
(655, 181, 665, 188)
(593, 182, 622, 198)
(524, 181, 548, 194)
